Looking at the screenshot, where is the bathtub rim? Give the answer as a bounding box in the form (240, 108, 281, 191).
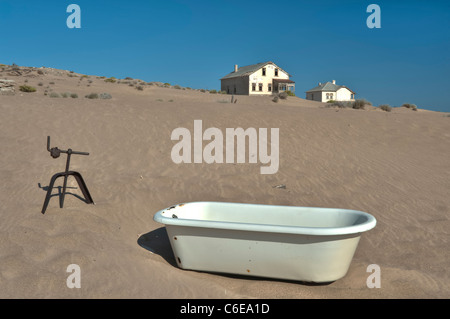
(153, 201, 377, 236)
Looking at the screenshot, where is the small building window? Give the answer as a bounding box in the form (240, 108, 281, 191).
(234, 85, 236, 93)
(262, 68, 266, 76)
(268, 83, 272, 92)
(258, 83, 263, 91)
(275, 68, 278, 76)
(252, 83, 256, 91)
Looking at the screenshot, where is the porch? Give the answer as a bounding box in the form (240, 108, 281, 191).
(273, 79, 295, 94)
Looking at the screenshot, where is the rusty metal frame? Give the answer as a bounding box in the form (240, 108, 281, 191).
(41, 136, 94, 214)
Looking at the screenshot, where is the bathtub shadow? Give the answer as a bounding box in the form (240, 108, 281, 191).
(137, 227, 177, 267)
(137, 228, 334, 286)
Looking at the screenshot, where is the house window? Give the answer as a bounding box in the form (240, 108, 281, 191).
(351, 94, 354, 99)
(252, 83, 256, 91)
(280, 84, 286, 91)
(275, 68, 278, 76)
(268, 83, 272, 92)
(234, 85, 236, 93)
(262, 68, 266, 76)
(258, 83, 263, 91)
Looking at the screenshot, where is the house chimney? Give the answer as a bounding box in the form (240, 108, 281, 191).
(234, 64, 238, 72)
(332, 80, 336, 84)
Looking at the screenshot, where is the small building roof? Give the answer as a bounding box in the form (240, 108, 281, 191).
(221, 61, 291, 80)
(306, 81, 355, 94)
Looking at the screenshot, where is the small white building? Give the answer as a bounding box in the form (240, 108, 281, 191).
(305, 80, 355, 102)
(220, 61, 295, 95)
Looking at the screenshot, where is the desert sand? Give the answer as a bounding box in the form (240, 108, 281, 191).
(0, 65, 449, 299)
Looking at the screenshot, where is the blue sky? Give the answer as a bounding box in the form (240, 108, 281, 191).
(1, 0, 449, 112)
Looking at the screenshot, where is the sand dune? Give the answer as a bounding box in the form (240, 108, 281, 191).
(0, 66, 449, 298)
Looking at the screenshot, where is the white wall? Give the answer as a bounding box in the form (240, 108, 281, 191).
(336, 87, 355, 101)
(248, 64, 289, 95)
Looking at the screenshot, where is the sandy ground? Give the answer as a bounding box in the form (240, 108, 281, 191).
(0, 66, 449, 298)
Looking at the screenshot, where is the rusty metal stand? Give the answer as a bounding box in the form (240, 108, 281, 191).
(41, 136, 94, 214)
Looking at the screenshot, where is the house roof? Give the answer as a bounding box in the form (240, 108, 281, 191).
(306, 82, 355, 94)
(221, 61, 291, 80)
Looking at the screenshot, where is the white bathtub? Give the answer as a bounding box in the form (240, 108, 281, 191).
(153, 201, 376, 283)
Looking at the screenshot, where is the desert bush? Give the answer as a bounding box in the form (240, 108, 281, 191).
(99, 93, 112, 99)
(327, 99, 335, 103)
(200, 89, 206, 93)
(163, 83, 171, 87)
(85, 93, 99, 99)
(37, 70, 44, 75)
(401, 103, 418, 111)
(124, 77, 133, 80)
(272, 96, 279, 103)
(351, 99, 371, 109)
(49, 92, 60, 98)
(379, 104, 392, 112)
(19, 85, 36, 92)
(352, 100, 365, 109)
(136, 85, 144, 91)
(209, 89, 217, 94)
(278, 92, 288, 99)
(104, 77, 116, 83)
(70, 93, 78, 98)
(38, 82, 43, 86)
(286, 90, 295, 96)
(173, 85, 182, 89)
(330, 101, 352, 108)
(49, 81, 55, 85)
(219, 90, 227, 94)
(61, 92, 70, 98)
